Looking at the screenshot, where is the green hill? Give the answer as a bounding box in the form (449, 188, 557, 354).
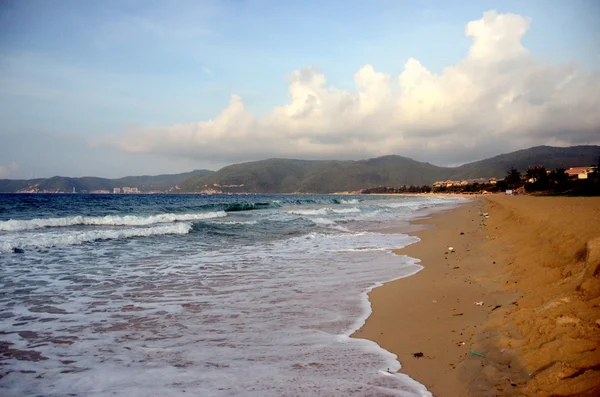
(178, 156, 452, 193)
(2, 145, 598, 194)
(447, 145, 600, 180)
(0, 170, 214, 193)
(180, 145, 600, 193)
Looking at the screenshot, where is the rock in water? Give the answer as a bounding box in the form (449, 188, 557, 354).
(12, 248, 25, 254)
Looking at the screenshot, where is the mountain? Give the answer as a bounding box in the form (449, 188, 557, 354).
(2, 145, 597, 194)
(180, 145, 600, 193)
(0, 170, 214, 193)
(447, 145, 600, 180)
(177, 156, 460, 194)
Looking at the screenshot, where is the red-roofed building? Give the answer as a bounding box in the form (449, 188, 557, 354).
(566, 167, 591, 179)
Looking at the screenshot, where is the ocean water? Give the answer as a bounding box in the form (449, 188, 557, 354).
(0, 193, 465, 397)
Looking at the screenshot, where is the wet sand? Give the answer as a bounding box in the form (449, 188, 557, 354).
(353, 195, 600, 396)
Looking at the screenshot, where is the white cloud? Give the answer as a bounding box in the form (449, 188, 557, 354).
(104, 10, 600, 165)
(0, 162, 19, 178)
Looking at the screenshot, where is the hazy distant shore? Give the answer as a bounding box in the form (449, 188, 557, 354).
(353, 195, 600, 396)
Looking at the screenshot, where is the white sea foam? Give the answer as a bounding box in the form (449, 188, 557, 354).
(377, 201, 425, 209)
(0, 211, 226, 232)
(287, 207, 360, 216)
(331, 207, 361, 214)
(0, 195, 468, 396)
(311, 217, 336, 225)
(0, 222, 192, 252)
(286, 208, 329, 216)
(377, 196, 467, 210)
(339, 199, 360, 204)
(213, 220, 258, 225)
(330, 247, 390, 252)
(311, 217, 350, 232)
(1, 228, 429, 396)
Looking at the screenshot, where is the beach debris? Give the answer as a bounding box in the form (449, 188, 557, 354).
(474, 301, 484, 306)
(452, 313, 464, 317)
(453, 266, 460, 269)
(432, 300, 438, 304)
(12, 247, 24, 254)
(448, 246, 455, 252)
(413, 352, 424, 358)
(457, 341, 466, 346)
(460, 232, 465, 235)
(501, 376, 517, 387)
(380, 369, 395, 377)
(491, 305, 502, 311)
(556, 315, 581, 325)
(469, 350, 485, 358)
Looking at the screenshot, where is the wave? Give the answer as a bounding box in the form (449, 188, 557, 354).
(330, 207, 360, 214)
(0, 223, 193, 253)
(0, 211, 226, 232)
(213, 220, 258, 225)
(376, 196, 467, 210)
(286, 207, 361, 216)
(287, 208, 329, 216)
(222, 202, 272, 212)
(334, 198, 361, 204)
(329, 247, 390, 252)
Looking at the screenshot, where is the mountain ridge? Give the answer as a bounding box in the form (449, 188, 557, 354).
(180, 145, 600, 193)
(0, 169, 214, 193)
(1, 145, 598, 194)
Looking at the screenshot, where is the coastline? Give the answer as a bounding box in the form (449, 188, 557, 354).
(353, 195, 600, 396)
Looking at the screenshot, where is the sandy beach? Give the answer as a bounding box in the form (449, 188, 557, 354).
(353, 195, 600, 396)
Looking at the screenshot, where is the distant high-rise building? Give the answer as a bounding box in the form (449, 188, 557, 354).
(122, 187, 139, 194)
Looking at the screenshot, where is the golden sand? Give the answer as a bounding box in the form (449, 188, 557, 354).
(353, 195, 600, 396)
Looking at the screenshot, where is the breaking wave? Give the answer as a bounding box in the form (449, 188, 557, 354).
(0, 211, 226, 232)
(287, 207, 361, 216)
(1, 222, 193, 252)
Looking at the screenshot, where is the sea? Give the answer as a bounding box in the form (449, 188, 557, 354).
(0, 193, 466, 397)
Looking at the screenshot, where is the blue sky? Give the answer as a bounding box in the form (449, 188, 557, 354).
(1, 0, 599, 179)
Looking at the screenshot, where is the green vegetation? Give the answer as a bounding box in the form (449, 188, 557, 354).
(432, 182, 500, 194)
(1, 145, 598, 194)
(446, 145, 600, 180)
(0, 170, 213, 193)
(504, 167, 523, 190)
(521, 165, 599, 195)
(179, 156, 452, 194)
(181, 145, 600, 193)
(361, 185, 433, 194)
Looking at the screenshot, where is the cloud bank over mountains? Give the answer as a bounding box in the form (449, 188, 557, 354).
(105, 11, 600, 166)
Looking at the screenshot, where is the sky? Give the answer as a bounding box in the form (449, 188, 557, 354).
(0, 0, 599, 179)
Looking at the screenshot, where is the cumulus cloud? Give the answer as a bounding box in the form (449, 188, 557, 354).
(0, 162, 19, 178)
(104, 11, 600, 165)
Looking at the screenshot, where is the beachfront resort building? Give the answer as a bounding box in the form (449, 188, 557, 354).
(566, 167, 595, 179)
(432, 178, 497, 188)
(122, 187, 140, 193)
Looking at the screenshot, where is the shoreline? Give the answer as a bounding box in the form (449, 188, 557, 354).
(353, 198, 494, 396)
(353, 195, 600, 396)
